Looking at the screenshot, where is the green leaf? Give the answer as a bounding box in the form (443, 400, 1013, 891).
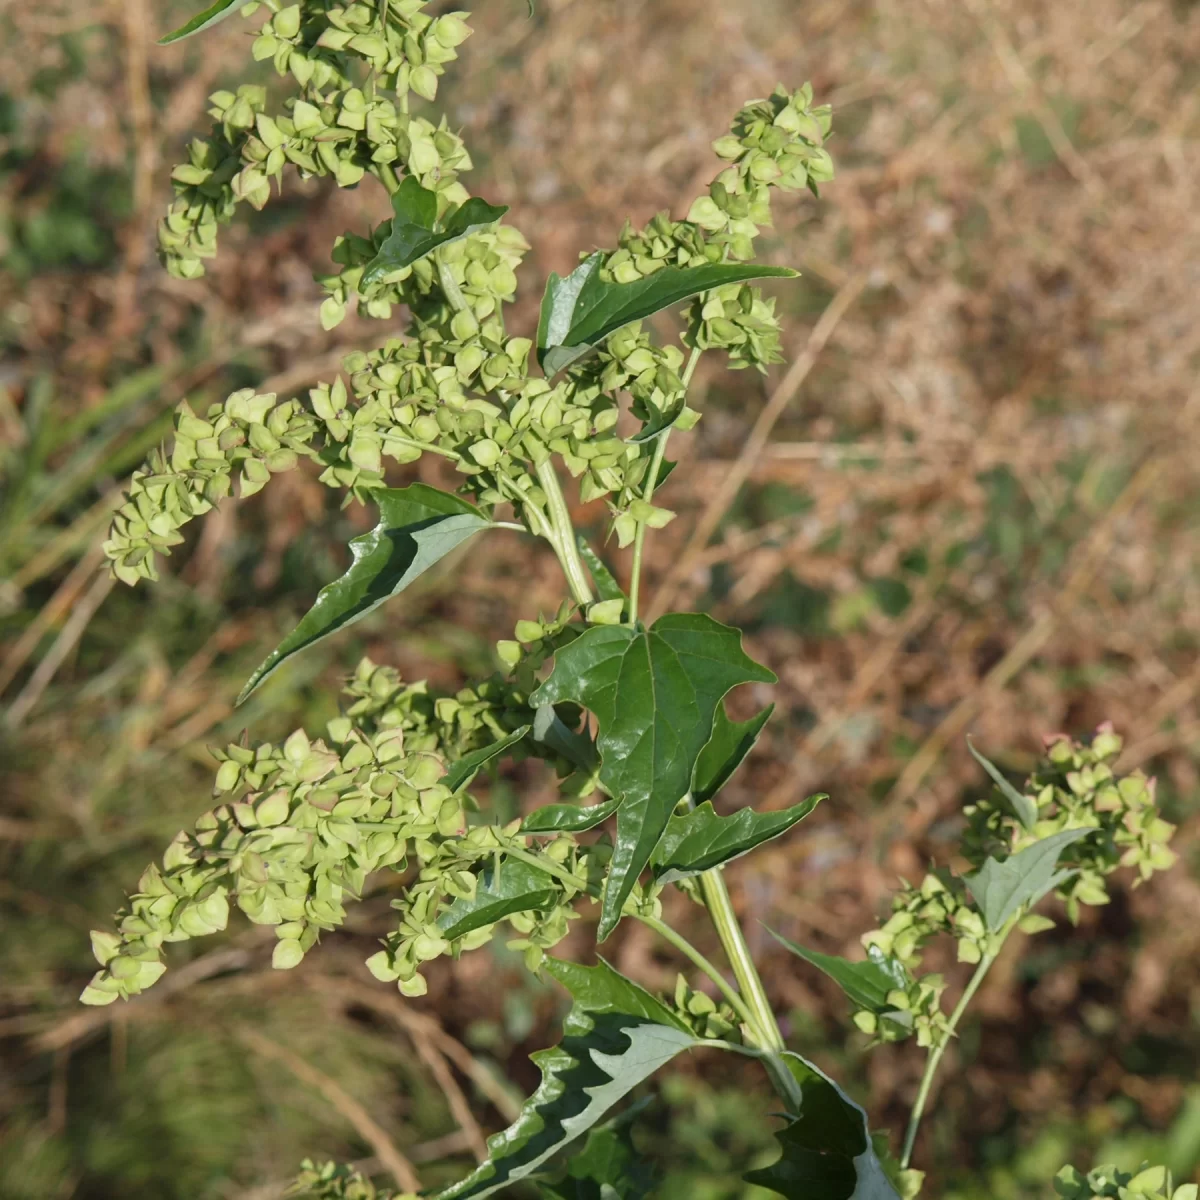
(651, 796, 821, 884)
(537, 255, 799, 376)
(765, 931, 909, 1014)
(536, 1102, 655, 1200)
(443, 726, 531, 794)
(964, 828, 1092, 932)
(361, 178, 509, 287)
(577, 536, 626, 603)
(692, 702, 774, 804)
(533, 703, 601, 776)
(628, 395, 686, 444)
(745, 1051, 901, 1200)
(531, 614, 775, 939)
(238, 484, 492, 703)
(522, 797, 621, 835)
(158, 0, 253, 44)
(966, 737, 1038, 831)
(438, 857, 559, 941)
(431, 958, 697, 1200)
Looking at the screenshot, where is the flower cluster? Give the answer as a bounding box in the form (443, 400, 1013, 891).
(853, 726, 1178, 1046)
(670, 974, 742, 1041)
(963, 724, 1177, 922)
(158, 0, 474, 278)
(292, 1159, 407, 1200)
(103, 390, 320, 584)
(1056, 1163, 1198, 1200)
(81, 724, 462, 1005)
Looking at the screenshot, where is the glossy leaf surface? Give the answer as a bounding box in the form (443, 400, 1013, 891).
(745, 1051, 900, 1199)
(443, 726, 531, 794)
(531, 614, 775, 938)
(692, 702, 774, 804)
(766, 932, 909, 1014)
(651, 795, 821, 883)
(361, 178, 509, 287)
(159, 0, 253, 44)
(964, 827, 1092, 932)
(431, 958, 697, 1199)
(521, 797, 621, 835)
(537, 254, 798, 376)
(239, 484, 491, 702)
(438, 857, 559, 941)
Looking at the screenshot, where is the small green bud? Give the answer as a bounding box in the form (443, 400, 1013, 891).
(586, 599, 625, 625)
(272, 938, 305, 970)
(496, 640, 522, 671)
(515, 619, 544, 644)
(273, 4, 301, 38)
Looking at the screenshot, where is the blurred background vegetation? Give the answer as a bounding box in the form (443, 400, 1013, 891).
(2, 0, 1200, 1196)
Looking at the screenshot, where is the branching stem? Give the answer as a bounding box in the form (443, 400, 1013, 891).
(502, 844, 754, 1031)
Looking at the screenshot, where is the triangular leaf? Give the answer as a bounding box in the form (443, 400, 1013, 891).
(531, 614, 775, 939)
(431, 958, 697, 1200)
(159, 0, 253, 44)
(651, 795, 821, 884)
(537, 256, 799, 376)
(966, 737, 1038, 831)
(522, 797, 621, 835)
(692, 702, 774, 804)
(238, 484, 492, 703)
(577, 536, 627, 603)
(438, 856, 559, 941)
(443, 726, 531, 794)
(766, 931, 910, 1014)
(964, 827, 1092, 932)
(745, 1051, 901, 1200)
(361, 180, 509, 287)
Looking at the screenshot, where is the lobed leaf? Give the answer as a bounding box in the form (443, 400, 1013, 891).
(361, 178, 509, 287)
(964, 827, 1092, 932)
(692, 702, 774, 804)
(431, 958, 697, 1200)
(238, 484, 493, 703)
(159, 0, 253, 44)
(966, 737, 1038, 830)
(438, 857, 559, 941)
(651, 795, 822, 884)
(746, 1051, 901, 1200)
(765, 931, 909, 1014)
(531, 614, 775, 939)
(536, 254, 799, 376)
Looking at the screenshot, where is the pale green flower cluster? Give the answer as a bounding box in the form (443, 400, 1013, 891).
(963, 724, 1177, 922)
(103, 389, 320, 584)
(158, 0, 474, 279)
(855, 726, 1178, 1047)
(1056, 1163, 1197, 1200)
(81, 724, 463, 1005)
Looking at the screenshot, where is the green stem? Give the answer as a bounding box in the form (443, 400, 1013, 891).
(698, 865, 804, 1113)
(502, 845, 754, 1031)
(900, 919, 1016, 1169)
(536, 458, 594, 607)
(627, 345, 702, 626)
